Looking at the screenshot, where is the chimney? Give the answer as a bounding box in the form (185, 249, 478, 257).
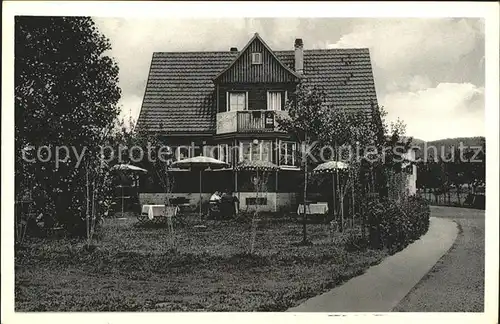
(230, 47, 238, 52)
(294, 38, 304, 74)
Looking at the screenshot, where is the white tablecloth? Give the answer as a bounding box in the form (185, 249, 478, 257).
(297, 202, 329, 215)
(141, 205, 179, 220)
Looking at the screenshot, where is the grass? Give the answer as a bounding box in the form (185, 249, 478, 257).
(15, 214, 388, 312)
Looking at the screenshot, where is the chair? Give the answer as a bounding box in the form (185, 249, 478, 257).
(208, 200, 221, 219)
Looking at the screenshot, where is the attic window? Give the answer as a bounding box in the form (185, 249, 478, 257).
(251, 52, 262, 65)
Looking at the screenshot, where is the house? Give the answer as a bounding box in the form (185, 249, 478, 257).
(136, 33, 379, 212)
(404, 148, 418, 196)
(386, 147, 418, 201)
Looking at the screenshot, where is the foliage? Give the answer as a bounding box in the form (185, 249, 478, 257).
(235, 162, 277, 254)
(15, 16, 121, 234)
(317, 103, 413, 233)
(276, 83, 329, 243)
(416, 137, 485, 206)
(107, 119, 176, 206)
(365, 195, 430, 253)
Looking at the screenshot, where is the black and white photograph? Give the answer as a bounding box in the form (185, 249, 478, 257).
(2, 1, 499, 323)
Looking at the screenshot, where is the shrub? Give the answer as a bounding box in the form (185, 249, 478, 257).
(366, 195, 430, 253)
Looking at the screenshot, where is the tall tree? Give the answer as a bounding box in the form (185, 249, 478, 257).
(15, 16, 121, 232)
(277, 84, 328, 244)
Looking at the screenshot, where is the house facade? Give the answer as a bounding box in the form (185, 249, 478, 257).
(136, 33, 379, 212)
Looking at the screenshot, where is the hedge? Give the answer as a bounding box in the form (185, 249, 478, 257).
(366, 195, 430, 253)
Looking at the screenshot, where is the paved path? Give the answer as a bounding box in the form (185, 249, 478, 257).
(288, 216, 459, 312)
(393, 206, 485, 312)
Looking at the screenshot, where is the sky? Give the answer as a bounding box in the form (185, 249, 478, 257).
(94, 17, 485, 142)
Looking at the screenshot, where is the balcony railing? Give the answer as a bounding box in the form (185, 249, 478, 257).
(216, 110, 288, 135)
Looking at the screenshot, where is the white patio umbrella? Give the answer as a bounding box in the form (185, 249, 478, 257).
(170, 156, 229, 220)
(313, 160, 350, 229)
(110, 164, 148, 218)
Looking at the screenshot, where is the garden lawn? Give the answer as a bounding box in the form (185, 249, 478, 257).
(15, 216, 388, 311)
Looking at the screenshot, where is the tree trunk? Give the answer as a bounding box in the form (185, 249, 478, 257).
(302, 139, 308, 243)
(339, 171, 344, 233)
(351, 175, 355, 228)
(361, 168, 367, 239)
(85, 166, 90, 246)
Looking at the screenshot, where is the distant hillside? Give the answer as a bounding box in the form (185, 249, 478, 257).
(410, 136, 485, 160)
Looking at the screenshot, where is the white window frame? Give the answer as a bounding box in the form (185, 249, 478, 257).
(279, 140, 297, 166)
(239, 140, 273, 162)
(218, 144, 229, 163)
(267, 90, 284, 111)
(251, 52, 262, 65)
(227, 91, 248, 112)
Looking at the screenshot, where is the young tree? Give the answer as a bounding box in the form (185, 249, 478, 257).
(15, 16, 121, 233)
(236, 161, 276, 254)
(321, 104, 411, 236)
(276, 84, 329, 244)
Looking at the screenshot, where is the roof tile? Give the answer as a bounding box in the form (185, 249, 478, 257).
(137, 48, 378, 133)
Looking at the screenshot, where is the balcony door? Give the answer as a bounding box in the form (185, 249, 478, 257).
(228, 92, 247, 112)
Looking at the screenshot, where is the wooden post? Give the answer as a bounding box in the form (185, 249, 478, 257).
(302, 135, 308, 243)
(199, 169, 202, 221)
(86, 166, 90, 241)
(338, 169, 343, 232)
(332, 172, 336, 219)
(351, 176, 355, 227)
(121, 185, 124, 218)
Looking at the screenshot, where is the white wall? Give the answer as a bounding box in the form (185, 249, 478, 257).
(404, 149, 417, 195)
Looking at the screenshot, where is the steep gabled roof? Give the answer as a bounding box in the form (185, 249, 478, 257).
(137, 43, 378, 134)
(213, 33, 302, 82)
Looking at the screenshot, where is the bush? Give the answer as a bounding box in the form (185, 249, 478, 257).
(366, 195, 430, 253)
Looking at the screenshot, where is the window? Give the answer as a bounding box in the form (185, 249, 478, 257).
(239, 140, 273, 162)
(228, 92, 247, 111)
(261, 141, 272, 162)
(218, 144, 230, 163)
(267, 91, 283, 111)
(246, 197, 267, 205)
(251, 52, 262, 65)
(191, 144, 203, 158)
(279, 141, 297, 166)
(176, 146, 190, 161)
(240, 141, 252, 162)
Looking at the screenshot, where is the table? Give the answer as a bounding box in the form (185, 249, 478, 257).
(297, 202, 329, 215)
(141, 205, 179, 220)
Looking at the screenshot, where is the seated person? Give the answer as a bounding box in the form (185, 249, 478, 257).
(210, 190, 221, 203)
(221, 189, 239, 218)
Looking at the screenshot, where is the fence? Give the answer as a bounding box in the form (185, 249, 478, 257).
(417, 188, 485, 209)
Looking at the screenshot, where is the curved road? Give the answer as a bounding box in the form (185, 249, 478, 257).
(394, 206, 485, 312)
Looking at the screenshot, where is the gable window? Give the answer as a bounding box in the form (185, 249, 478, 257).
(228, 92, 247, 111)
(279, 141, 297, 167)
(267, 91, 284, 111)
(251, 52, 262, 65)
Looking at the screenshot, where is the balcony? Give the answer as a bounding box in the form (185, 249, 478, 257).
(216, 110, 289, 135)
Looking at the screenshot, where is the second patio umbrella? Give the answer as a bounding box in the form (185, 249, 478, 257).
(313, 160, 349, 230)
(110, 164, 148, 218)
(170, 156, 229, 220)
